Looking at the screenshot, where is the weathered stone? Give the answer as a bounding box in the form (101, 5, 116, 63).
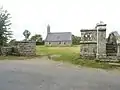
(0, 47, 12, 56)
(80, 22, 120, 61)
(15, 41, 36, 56)
(96, 29, 106, 59)
(80, 29, 97, 59)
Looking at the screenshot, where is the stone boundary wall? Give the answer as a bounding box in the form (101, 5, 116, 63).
(80, 43, 97, 59)
(80, 29, 97, 59)
(16, 41, 36, 56)
(0, 47, 12, 55)
(0, 41, 36, 56)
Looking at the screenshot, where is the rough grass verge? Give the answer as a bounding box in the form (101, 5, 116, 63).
(36, 45, 119, 69)
(0, 55, 42, 60)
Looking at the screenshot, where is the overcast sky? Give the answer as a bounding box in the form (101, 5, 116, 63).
(0, 0, 120, 40)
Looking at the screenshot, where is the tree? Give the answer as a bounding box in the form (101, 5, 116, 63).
(30, 34, 42, 42)
(0, 7, 12, 46)
(72, 35, 81, 45)
(9, 39, 16, 46)
(30, 34, 44, 45)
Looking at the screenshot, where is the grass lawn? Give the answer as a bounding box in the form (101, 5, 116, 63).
(36, 45, 117, 69)
(0, 56, 38, 60)
(36, 45, 80, 61)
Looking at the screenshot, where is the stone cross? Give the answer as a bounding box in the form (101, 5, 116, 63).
(23, 30, 31, 41)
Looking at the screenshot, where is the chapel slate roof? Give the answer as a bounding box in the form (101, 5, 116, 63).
(45, 32, 72, 42)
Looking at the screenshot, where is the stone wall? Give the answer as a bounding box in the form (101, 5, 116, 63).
(16, 41, 36, 56)
(80, 22, 107, 59)
(80, 22, 120, 60)
(80, 43, 97, 58)
(45, 41, 72, 46)
(0, 47, 12, 55)
(80, 29, 97, 58)
(0, 41, 36, 56)
(81, 29, 97, 41)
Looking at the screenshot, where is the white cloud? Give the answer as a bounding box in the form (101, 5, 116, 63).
(0, 0, 120, 40)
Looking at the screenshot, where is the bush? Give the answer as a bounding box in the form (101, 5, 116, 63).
(36, 41, 44, 45)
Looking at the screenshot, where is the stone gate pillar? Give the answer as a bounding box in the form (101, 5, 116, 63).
(96, 22, 107, 59)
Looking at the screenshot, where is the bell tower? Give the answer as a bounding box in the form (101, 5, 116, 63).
(47, 24, 50, 34)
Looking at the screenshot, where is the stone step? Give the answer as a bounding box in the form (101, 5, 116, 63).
(106, 50, 117, 53)
(106, 44, 116, 47)
(107, 56, 118, 60)
(99, 55, 119, 62)
(107, 53, 117, 56)
(106, 43, 116, 45)
(106, 50, 116, 52)
(106, 44, 115, 46)
(100, 59, 119, 62)
(106, 46, 116, 48)
(106, 50, 116, 53)
(106, 44, 116, 46)
(106, 48, 116, 50)
(106, 45, 116, 46)
(106, 47, 116, 49)
(109, 63, 120, 66)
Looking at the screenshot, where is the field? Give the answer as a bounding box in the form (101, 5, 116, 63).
(36, 45, 80, 61)
(36, 45, 117, 69)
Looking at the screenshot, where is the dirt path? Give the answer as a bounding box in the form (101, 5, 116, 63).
(0, 57, 120, 90)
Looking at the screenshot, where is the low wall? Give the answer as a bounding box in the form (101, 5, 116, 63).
(0, 47, 12, 55)
(16, 41, 36, 56)
(0, 41, 36, 56)
(80, 42, 97, 59)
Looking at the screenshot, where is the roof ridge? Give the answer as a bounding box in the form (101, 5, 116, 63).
(45, 32, 72, 42)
